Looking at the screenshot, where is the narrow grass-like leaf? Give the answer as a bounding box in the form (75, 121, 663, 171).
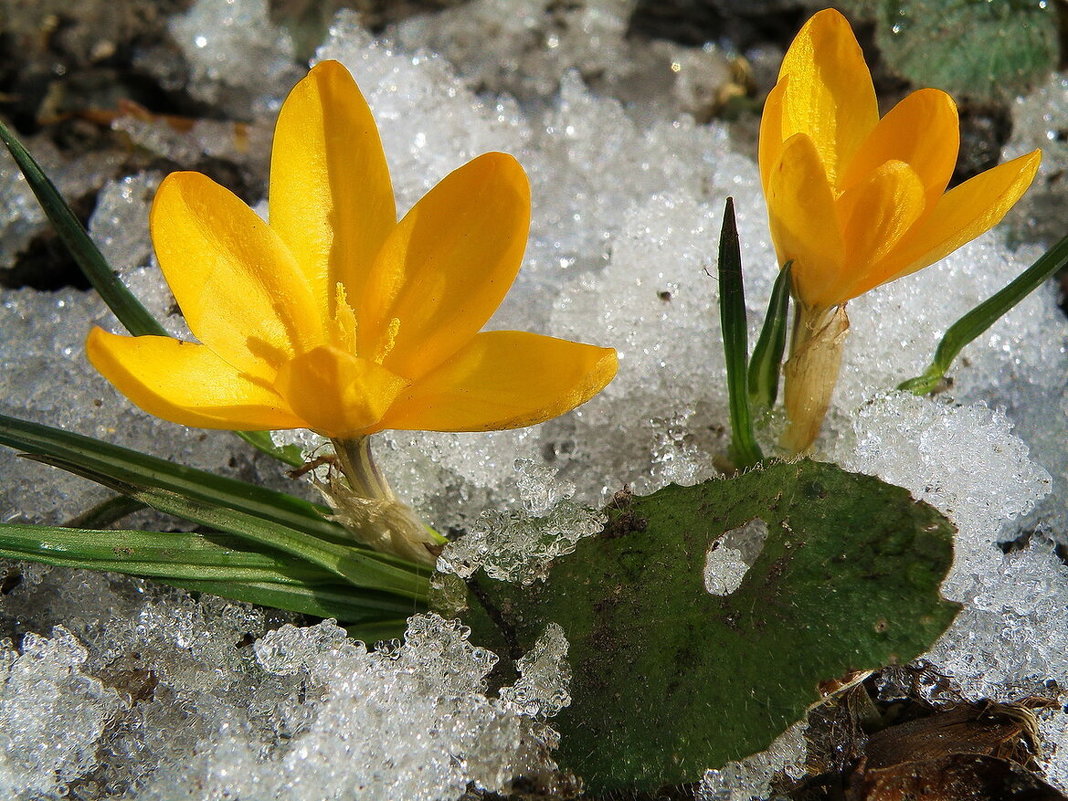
(171, 581, 414, 632)
(0, 118, 165, 337)
(0, 524, 419, 624)
(64, 494, 146, 528)
(0, 120, 305, 467)
(0, 412, 352, 547)
(747, 261, 792, 412)
(717, 198, 763, 468)
(0, 523, 325, 583)
(24, 454, 430, 601)
(899, 234, 1068, 395)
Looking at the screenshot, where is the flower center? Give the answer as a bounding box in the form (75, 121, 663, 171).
(331, 281, 403, 370)
(332, 282, 358, 353)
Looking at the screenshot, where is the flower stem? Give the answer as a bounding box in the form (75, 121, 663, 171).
(332, 436, 395, 501)
(781, 303, 849, 454)
(327, 436, 446, 566)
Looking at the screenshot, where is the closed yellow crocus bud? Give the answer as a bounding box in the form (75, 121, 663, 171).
(759, 9, 1040, 452)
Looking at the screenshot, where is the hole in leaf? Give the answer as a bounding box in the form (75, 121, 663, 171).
(704, 517, 768, 595)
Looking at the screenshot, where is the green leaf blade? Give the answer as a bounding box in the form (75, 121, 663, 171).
(0, 523, 320, 583)
(0, 119, 309, 468)
(0, 523, 420, 625)
(0, 413, 430, 599)
(899, 234, 1068, 395)
(25, 452, 430, 601)
(0, 119, 166, 338)
(172, 581, 414, 633)
(747, 261, 792, 412)
(0, 412, 349, 546)
(64, 494, 146, 528)
(235, 430, 305, 467)
(717, 197, 763, 468)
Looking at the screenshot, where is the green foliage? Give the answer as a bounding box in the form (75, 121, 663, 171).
(467, 460, 959, 794)
(0, 119, 164, 337)
(0, 412, 431, 625)
(0, 413, 348, 545)
(0, 523, 413, 627)
(748, 262, 792, 413)
(900, 234, 1068, 394)
(717, 198, 763, 468)
(844, 0, 1058, 100)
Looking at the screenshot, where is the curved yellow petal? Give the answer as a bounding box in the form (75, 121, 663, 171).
(836, 160, 926, 302)
(358, 152, 531, 379)
(151, 172, 325, 380)
(766, 133, 844, 309)
(757, 77, 788, 196)
(86, 329, 303, 431)
(778, 8, 878, 186)
(269, 60, 396, 316)
(842, 88, 959, 208)
(863, 149, 1041, 290)
(273, 346, 409, 438)
(373, 331, 618, 433)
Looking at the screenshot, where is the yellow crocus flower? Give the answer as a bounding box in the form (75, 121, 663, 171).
(86, 60, 617, 441)
(85, 61, 617, 564)
(759, 8, 1040, 452)
(760, 8, 1041, 311)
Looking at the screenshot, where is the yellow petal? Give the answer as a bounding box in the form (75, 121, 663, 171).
(778, 8, 878, 186)
(766, 133, 844, 309)
(86, 329, 303, 430)
(273, 346, 409, 438)
(373, 331, 618, 433)
(151, 172, 325, 380)
(758, 77, 788, 196)
(358, 152, 531, 379)
(269, 60, 396, 316)
(861, 149, 1041, 291)
(842, 88, 959, 208)
(836, 160, 926, 302)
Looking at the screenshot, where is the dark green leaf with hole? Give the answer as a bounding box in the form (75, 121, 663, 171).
(467, 459, 959, 795)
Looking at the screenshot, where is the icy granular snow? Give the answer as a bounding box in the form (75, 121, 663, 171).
(1, 0, 1067, 797)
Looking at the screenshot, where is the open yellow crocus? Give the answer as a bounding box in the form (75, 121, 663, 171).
(86, 60, 616, 441)
(759, 8, 1040, 452)
(86, 61, 617, 564)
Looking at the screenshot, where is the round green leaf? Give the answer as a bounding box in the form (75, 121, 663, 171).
(469, 460, 960, 794)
